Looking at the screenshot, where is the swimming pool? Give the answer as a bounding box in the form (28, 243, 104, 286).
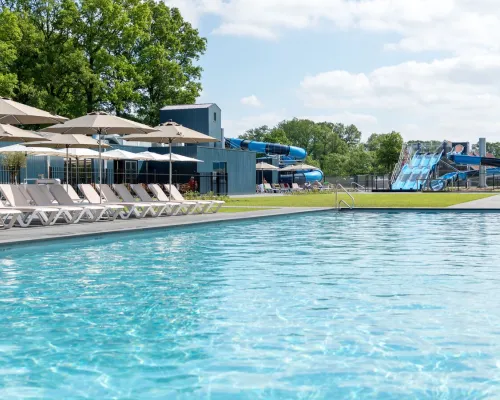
(2, 212, 500, 399)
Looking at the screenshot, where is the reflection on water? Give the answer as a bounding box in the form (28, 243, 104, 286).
(1, 212, 500, 399)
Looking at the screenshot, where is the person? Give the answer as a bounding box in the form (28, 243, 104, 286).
(263, 178, 268, 184)
(188, 176, 198, 192)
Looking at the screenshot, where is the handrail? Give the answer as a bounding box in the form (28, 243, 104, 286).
(335, 183, 355, 210)
(391, 143, 407, 184)
(351, 182, 366, 192)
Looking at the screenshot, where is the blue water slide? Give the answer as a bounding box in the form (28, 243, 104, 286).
(227, 138, 307, 159)
(227, 138, 324, 182)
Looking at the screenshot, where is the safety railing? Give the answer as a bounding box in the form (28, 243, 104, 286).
(391, 143, 407, 184)
(335, 183, 355, 210)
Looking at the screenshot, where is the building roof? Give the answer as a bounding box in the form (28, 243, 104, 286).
(160, 103, 218, 111)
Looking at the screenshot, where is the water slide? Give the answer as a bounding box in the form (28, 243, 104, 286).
(392, 152, 443, 190)
(226, 138, 324, 182)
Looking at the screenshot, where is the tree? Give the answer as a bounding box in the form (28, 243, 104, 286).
(263, 128, 290, 145)
(0, 0, 206, 121)
(374, 131, 404, 173)
(1, 152, 27, 183)
(239, 125, 271, 142)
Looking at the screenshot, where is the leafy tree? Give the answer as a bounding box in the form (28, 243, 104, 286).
(264, 128, 290, 145)
(374, 131, 404, 173)
(239, 125, 271, 142)
(0, 0, 206, 122)
(1, 152, 26, 183)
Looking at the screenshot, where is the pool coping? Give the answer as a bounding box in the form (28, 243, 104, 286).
(0, 207, 333, 249)
(339, 207, 500, 213)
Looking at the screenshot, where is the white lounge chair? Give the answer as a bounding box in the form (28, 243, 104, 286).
(147, 184, 198, 215)
(112, 184, 169, 217)
(49, 184, 119, 222)
(0, 184, 63, 227)
(65, 185, 85, 203)
(25, 185, 88, 224)
(128, 184, 183, 216)
(97, 184, 161, 218)
(164, 184, 224, 213)
(78, 184, 135, 220)
(291, 183, 304, 192)
(0, 206, 22, 229)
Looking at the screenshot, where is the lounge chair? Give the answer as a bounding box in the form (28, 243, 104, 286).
(0, 184, 63, 227)
(129, 184, 182, 216)
(65, 185, 85, 203)
(263, 183, 279, 193)
(49, 184, 119, 221)
(291, 183, 304, 192)
(272, 183, 282, 193)
(25, 184, 88, 224)
(147, 184, 198, 215)
(78, 184, 130, 220)
(112, 184, 171, 217)
(163, 184, 224, 213)
(0, 206, 22, 229)
(97, 184, 162, 218)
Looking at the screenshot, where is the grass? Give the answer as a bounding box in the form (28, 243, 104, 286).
(225, 193, 495, 208)
(219, 207, 275, 213)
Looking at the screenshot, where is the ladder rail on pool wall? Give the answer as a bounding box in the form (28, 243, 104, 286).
(335, 184, 355, 210)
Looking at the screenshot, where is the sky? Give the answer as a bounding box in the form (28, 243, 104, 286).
(165, 0, 500, 143)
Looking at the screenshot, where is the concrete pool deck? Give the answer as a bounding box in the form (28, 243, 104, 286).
(0, 207, 333, 248)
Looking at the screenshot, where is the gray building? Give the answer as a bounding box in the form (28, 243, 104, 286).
(160, 104, 223, 149)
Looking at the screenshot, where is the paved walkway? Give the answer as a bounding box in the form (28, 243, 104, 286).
(0, 207, 332, 248)
(448, 194, 500, 209)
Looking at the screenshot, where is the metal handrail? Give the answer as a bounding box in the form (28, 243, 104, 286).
(351, 182, 366, 192)
(391, 143, 407, 184)
(335, 183, 355, 210)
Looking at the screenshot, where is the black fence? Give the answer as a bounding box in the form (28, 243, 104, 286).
(0, 166, 228, 196)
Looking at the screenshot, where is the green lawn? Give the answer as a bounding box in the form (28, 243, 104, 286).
(225, 193, 495, 208)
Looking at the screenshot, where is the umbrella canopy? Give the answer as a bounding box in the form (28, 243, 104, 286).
(0, 124, 50, 143)
(123, 121, 219, 144)
(137, 151, 203, 163)
(40, 111, 158, 135)
(103, 149, 151, 160)
(0, 144, 62, 156)
(28, 134, 109, 149)
(256, 162, 279, 170)
(40, 111, 158, 202)
(0, 97, 67, 125)
(56, 148, 116, 160)
(123, 121, 216, 200)
(280, 163, 320, 172)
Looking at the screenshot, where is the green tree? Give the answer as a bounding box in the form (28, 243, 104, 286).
(1, 152, 27, 183)
(263, 128, 290, 145)
(0, 9, 21, 96)
(374, 131, 404, 173)
(239, 125, 271, 142)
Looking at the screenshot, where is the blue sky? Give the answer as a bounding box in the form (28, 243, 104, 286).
(166, 0, 500, 143)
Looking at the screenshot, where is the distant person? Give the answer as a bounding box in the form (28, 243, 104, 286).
(263, 178, 268, 184)
(188, 176, 198, 191)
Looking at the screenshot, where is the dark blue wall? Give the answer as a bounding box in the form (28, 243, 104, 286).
(159, 104, 223, 149)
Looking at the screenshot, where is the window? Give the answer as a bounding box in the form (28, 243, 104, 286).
(214, 112, 217, 122)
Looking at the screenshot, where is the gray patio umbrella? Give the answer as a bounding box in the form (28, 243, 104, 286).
(40, 112, 157, 202)
(256, 161, 279, 184)
(30, 134, 109, 190)
(123, 121, 218, 200)
(0, 97, 67, 125)
(0, 124, 50, 143)
(280, 163, 319, 172)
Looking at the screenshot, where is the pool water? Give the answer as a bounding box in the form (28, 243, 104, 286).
(2, 212, 500, 399)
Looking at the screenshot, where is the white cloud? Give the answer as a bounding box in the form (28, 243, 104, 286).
(240, 95, 262, 108)
(300, 55, 500, 141)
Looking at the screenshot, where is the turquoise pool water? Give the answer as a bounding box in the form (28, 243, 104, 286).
(2, 212, 500, 399)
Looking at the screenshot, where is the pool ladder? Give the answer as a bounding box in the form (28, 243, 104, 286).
(335, 184, 355, 210)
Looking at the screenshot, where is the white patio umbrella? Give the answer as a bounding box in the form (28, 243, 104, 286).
(0, 124, 50, 143)
(0, 144, 62, 156)
(0, 97, 67, 125)
(29, 134, 109, 190)
(136, 151, 203, 182)
(102, 149, 151, 160)
(123, 121, 218, 200)
(256, 161, 279, 184)
(40, 112, 157, 202)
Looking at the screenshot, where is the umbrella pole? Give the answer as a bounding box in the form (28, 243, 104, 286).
(169, 139, 172, 201)
(76, 156, 79, 188)
(98, 130, 102, 204)
(66, 145, 69, 191)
